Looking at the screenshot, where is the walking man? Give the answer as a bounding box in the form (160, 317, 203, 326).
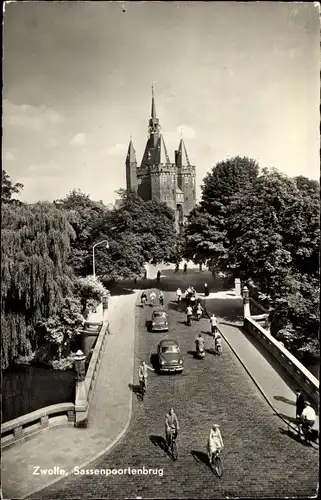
(296, 389, 305, 420)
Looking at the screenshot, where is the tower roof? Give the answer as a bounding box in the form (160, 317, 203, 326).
(126, 139, 137, 163)
(155, 135, 171, 164)
(176, 138, 190, 166)
(141, 134, 171, 166)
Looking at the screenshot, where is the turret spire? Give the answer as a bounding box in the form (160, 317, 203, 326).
(176, 138, 190, 166)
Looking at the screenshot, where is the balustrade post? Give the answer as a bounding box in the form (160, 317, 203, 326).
(243, 286, 251, 320)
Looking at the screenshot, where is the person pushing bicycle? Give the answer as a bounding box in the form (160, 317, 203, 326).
(165, 408, 179, 449)
(207, 424, 224, 464)
(138, 361, 153, 392)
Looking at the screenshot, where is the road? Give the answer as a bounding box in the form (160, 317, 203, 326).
(37, 286, 318, 499)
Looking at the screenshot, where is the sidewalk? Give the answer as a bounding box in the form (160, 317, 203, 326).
(1, 291, 139, 500)
(202, 292, 319, 431)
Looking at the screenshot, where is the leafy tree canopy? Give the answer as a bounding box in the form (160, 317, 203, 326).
(1, 170, 24, 204)
(1, 202, 76, 369)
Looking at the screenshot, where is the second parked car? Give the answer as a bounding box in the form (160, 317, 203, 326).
(151, 310, 169, 332)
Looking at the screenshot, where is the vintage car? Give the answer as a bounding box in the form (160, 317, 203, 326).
(157, 339, 184, 373)
(151, 310, 169, 332)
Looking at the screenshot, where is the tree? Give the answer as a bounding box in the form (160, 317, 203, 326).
(55, 189, 111, 276)
(1, 170, 24, 204)
(93, 189, 178, 280)
(227, 167, 319, 362)
(1, 202, 76, 369)
(228, 168, 319, 299)
(184, 156, 259, 272)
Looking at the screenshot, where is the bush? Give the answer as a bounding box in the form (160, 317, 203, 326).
(51, 356, 75, 371)
(75, 276, 109, 304)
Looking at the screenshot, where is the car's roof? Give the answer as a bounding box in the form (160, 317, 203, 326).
(159, 339, 178, 346)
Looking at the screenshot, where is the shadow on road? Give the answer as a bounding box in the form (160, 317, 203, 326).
(279, 427, 313, 447)
(191, 449, 209, 467)
(274, 395, 296, 406)
(150, 435, 167, 453)
(128, 383, 141, 395)
(187, 350, 196, 358)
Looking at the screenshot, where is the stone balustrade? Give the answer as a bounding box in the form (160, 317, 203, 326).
(1, 303, 110, 444)
(244, 317, 319, 405)
(1, 403, 75, 449)
(74, 318, 110, 427)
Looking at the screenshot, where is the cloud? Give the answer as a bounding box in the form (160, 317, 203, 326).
(177, 124, 196, 140)
(3, 100, 64, 131)
(4, 151, 16, 161)
(27, 160, 63, 176)
(107, 143, 127, 155)
(70, 132, 86, 146)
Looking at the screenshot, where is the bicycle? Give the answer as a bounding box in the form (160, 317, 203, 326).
(166, 429, 178, 461)
(139, 377, 146, 401)
(209, 450, 223, 478)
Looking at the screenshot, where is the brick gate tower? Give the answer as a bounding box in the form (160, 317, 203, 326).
(125, 86, 196, 231)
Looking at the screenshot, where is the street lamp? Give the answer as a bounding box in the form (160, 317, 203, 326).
(92, 240, 109, 278)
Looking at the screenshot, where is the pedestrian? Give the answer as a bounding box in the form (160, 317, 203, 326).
(184, 263, 187, 273)
(175, 263, 179, 272)
(157, 270, 161, 283)
(204, 282, 209, 297)
(143, 270, 147, 279)
(296, 389, 305, 420)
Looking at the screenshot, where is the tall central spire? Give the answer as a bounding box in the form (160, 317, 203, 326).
(148, 83, 160, 138)
(151, 82, 156, 118)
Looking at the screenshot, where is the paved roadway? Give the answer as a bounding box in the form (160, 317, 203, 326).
(37, 287, 318, 499)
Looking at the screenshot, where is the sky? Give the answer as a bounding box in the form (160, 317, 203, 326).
(3, 1, 320, 205)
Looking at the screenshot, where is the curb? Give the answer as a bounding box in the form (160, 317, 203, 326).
(202, 302, 319, 450)
(20, 292, 139, 500)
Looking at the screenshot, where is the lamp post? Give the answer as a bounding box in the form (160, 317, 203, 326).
(92, 240, 109, 278)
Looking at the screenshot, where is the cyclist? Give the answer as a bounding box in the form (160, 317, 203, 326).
(159, 290, 164, 306)
(165, 408, 179, 449)
(213, 330, 222, 354)
(176, 288, 182, 303)
(150, 291, 156, 306)
(195, 333, 205, 354)
(186, 304, 193, 325)
(210, 314, 218, 336)
(207, 424, 224, 464)
(196, 302, 203, 320)
(299, 401, 316, 436)
(141, 291, 147, 307)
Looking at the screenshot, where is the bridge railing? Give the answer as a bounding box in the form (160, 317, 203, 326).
(1, 309, 110, 445)
(244, 317, 319, 405)
(75, 318, 110, 427)
(1, 403, 75, 449)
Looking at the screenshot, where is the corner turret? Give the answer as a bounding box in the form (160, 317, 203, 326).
(125, 138, 137, 192)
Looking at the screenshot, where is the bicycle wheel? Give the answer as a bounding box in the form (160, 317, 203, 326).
(213, 456, 223, 478)
(171, 439, 178, 461)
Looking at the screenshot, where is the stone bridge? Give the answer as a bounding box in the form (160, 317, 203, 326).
(1, 264, 319, 499)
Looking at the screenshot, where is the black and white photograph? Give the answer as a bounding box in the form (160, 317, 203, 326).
(1, 1, 320, 499)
